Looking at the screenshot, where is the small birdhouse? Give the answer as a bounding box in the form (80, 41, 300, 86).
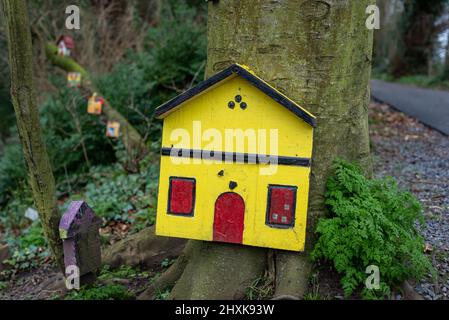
(106, 121, 120, 138)
(67, 72, 81, 88)
(87, 93, 104, 115)
(57, 35, 75, 57)
(59, 201, 102, 278)
(154, 64, 316, 252)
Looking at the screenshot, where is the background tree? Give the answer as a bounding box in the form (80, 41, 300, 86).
(141, 0, 374, 299)
(373, 0, 405, 73)
(377, 0, 449, 77)
(395, 0, 448, 76)
(1, 0, 64, 271)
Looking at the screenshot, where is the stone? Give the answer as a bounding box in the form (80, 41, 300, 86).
(24, 207, 39, 221)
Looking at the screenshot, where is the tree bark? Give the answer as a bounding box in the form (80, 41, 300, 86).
(150, 0, 374, 300)
(1, 0, 64, 271)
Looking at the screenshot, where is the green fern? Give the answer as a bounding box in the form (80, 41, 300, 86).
(311, 159, 434, 299)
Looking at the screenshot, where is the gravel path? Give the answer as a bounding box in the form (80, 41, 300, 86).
(370, 102, 449, 300)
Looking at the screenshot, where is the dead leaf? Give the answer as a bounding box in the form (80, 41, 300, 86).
(424, 243, 433, 253)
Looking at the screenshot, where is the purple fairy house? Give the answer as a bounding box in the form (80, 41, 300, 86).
(59, 201, 102, 278)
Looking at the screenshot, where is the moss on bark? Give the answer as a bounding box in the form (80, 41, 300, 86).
(1, 0, 64, 271)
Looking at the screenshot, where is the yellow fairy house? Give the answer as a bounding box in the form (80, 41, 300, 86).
(155, 64, 316, 251)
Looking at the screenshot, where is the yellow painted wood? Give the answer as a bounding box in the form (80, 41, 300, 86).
(155, 66, 314, 251)
(106, 121, 120, 138)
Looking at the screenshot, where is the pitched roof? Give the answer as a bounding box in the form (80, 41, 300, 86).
(59, 201, 101, 239)
(154, 64, 317, 128)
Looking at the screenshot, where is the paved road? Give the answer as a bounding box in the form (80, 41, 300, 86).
(371, 80, 449, 136)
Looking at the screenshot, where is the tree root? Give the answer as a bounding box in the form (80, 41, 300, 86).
(104, 227, 313, 300)
(271, 295, 300, 300)
(168, 241, 267, 299)
(137, 241, 195, 300)
(101, 226, 186, 269)
(273, 251, 311, 299)
(400, 281, 424, 300)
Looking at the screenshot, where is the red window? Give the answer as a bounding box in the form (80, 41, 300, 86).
(168, 177, 196, 215)
(266, 185, 297, 227)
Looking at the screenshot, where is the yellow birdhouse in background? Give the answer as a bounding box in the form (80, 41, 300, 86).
(87, 93, 104, 115)
(67, 72, 81, 88)
(106, 121, 120, 138)
(154, 64, 316, 252)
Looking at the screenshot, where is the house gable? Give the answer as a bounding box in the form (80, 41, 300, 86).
(160, 75, 314, 159)
(155, 64, 316, 128)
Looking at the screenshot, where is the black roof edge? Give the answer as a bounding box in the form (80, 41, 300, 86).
(154, 64, 317, 128)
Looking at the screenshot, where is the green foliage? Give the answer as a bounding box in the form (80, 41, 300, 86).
(2, 223, 50, 274)
(40, 86, 117, 180)
(18, 223, 47, 248)
(0, 184, 33, 230)
(142, 1, 206, 95)
(94, 0, 206, 141)
(64, 283, 133, 300)
(161, 258, 175, 268)
(94, 58, 154, 138)
(303, 293, 323, 300)
(0, 281, 7, 291)
(0, 88, 13, 140)
(0, 142, 26, 205)
(84, 163, 158, 225)
(311, 160, 434, 299)
(154, 288, 171, 300)
(98, 265, 149, 281)
(372, 73, 449, 91)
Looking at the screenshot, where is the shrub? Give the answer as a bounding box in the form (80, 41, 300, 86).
(64, 284, 133, 300)
(0, 185, 34, 230)
(84, 163, 158, 225)
(2, 223, 50, 274)
(0, 142, 26, 205)
(311, 160, 434, 299)
(40, 85, 117, 179)
(98, 265, 149, 281)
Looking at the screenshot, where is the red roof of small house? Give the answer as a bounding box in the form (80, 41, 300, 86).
(57, 35, 75, 49)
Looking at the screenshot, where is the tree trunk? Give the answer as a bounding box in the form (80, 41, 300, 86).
(147, 0, 374, 300)
(373, 0, 404, 72)
(1, 0, 64, 271)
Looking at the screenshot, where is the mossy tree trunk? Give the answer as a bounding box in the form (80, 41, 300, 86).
(1, 0, 64, 271)
(145, 0, 374, 300)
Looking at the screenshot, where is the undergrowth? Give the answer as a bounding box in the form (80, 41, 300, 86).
(311, 159, 434, 299)
(64, 283, 133, 300)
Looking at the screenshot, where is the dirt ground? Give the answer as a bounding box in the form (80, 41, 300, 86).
(1, 102, 448, 300)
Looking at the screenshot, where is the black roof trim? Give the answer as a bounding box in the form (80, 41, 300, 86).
(154, 64, 316, 128)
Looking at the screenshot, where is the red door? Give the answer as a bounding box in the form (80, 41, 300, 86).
(213, 192, 245, 244)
